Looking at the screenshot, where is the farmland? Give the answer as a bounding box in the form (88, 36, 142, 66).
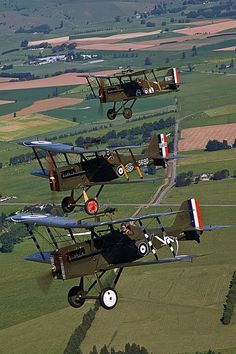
(0, 1, 236, 353)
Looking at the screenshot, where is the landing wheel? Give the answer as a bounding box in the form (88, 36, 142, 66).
(123, 107, 132, 119)
(107, 109, 117, 120)
(61, 196, 75, 213)
(99, 287, 118, 310)
(84, 198, 99, 215)
(61, 197, 75, 213)
(68, 286, 86, 308)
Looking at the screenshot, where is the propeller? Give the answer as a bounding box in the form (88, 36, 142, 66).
(98, 78, 105, 117)
(46, 153, 59, 211)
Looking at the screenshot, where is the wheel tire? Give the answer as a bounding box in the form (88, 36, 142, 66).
(99, 287, 118, 310)
(123, 107, 132, 119)
(107, 109, 117, 120)
(84, 198, 99, 215)
(68, 286, 85, 308)
(61, 196, 75, 213)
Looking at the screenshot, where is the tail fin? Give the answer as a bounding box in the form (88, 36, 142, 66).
(164, 67, 181, 89)
(146, 133, 169, 168)
(171, 198, 203, 242)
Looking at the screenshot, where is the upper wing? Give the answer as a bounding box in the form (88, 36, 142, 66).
(78, 67, 170, 79)
(7, 210, 182, 229)
(6, 214, 80, 228)
(20, 140, 86, 154)
(20, 140, 145, 155)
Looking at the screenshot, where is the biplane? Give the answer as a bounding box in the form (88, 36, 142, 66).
(79, 67, 181, 120)
(20, 133, 172, 215)
(7, 198, 230, 310)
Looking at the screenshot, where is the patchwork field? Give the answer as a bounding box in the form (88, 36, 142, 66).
(0, 97, 83, 119)
(0, 70, 117, 91)
(179, 123, 236, 151)
(26, 19, 236, 53)
(174, 19, 236, 35)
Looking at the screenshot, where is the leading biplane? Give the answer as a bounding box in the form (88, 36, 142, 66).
(20, 133, 172, 215)
(79, 67, 181, 120)
(7, 198, 230, 310)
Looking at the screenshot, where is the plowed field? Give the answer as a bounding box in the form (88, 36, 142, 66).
(179, 123, 236, 151)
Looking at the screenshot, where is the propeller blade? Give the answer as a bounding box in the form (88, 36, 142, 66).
(36, 271, 53, 294)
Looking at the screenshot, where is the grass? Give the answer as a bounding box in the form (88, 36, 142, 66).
(0, 114, 77, 141)
(177, 149, 236, 176)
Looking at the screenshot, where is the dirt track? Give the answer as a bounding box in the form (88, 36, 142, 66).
(179, 123, 236, 151)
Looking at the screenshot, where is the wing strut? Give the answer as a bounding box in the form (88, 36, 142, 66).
(156, 217, 178, 257)
(115, 150, 129, 180)
(68, 228, 76, 243)
(128, 149, 143, 178)
(32, 148, 46, 175)
(46, 227, 59, 249)
(138, 219, 158, 260)
(27, 225, 45, 260)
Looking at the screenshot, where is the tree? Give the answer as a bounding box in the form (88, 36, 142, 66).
(181, 51, 186, 59)
(176, 171, 192, 187)
(191, 45, 197, 56)
(20, 39, 28, 47)
(144, 56, 152, 65)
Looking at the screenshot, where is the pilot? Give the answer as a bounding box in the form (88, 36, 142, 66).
(120, 223, 133, 237)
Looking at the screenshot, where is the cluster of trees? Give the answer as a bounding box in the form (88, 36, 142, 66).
(205, 139, 236, 151)
(15, 24, 52, 34)
(176, 169, 230, 187)
(89, 343, 149, 354)
(176, 171, 193, 187)
(9, 150, 46, 166)
(186, 3, 236, 18)
(64, 303, 99, 354)
(75, 117, 175, 148)
(0, 222, 27, 253)
(221, 271, 236, 325)
(213, 169, 229, 180)
(0, 71, 39, 80)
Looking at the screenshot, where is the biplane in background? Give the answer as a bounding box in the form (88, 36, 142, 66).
(79, 67, 181, 120)
(7, 198, 230, 310)
(21, 133, 172, 215)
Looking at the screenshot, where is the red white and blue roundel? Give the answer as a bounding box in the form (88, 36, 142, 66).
(188, 198, 203, 229)
(158, 133, 169, 158)
(117, 165, 124, 177)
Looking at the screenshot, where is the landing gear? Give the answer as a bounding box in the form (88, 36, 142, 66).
(84, 198, 99, 215)
(61, 196, 75, 213)
(99, 287, 118, 310)
(123, 107, 132, 119)
(106, 99, 136, 120)
(67, 286, 86, 308)
(61, 186, 104, 214)
(67, 269, 123, 310)
(107, 109, 117, 120)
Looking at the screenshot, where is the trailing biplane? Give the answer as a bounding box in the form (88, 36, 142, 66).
(79, 67, 181, 120)
(20, 133, 172, 215)
(7, 198, 230, 310)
